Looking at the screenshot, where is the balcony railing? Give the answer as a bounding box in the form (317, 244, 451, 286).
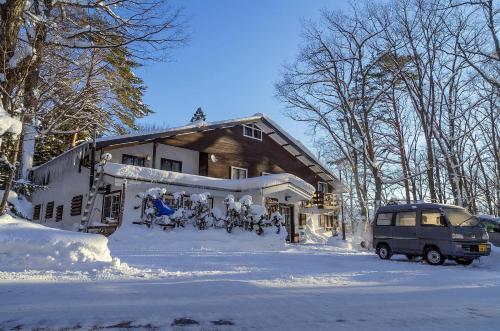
(303, 192, 340, 209)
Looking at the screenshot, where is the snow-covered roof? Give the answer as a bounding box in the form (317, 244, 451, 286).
(104, 163, 315, 197)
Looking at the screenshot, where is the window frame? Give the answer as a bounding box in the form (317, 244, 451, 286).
(160, 158, 183, 173)
(102, 191, 122, 223)
(242, 124, 263, 141)
(317, 181, 328, 193)
(121, 154, 146, 167)
(33, 204, 41, 221)
(55, 205, 64, 222)
(420, 209, 448, 227)
(375, 212, 394, 226)
(70, 195, 83, 216)
(45, 201, 54, 219)
(231, 166, 248, 180)
(394, 211, 417, 227)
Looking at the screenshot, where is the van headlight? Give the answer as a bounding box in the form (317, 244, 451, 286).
(482, 233, 489, 240)
(452, 233, 464, 240)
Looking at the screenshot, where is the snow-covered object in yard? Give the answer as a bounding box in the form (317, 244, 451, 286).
(0, 214, 114, 271)
(104, 163, 315, 196)
(0, 190, 32, 219)
(250, 204, 266, 218)
(211, 207, 223, 219)
(239, 194, 252, 206)
(270, 211, 283, 222)
(0, 103, 22, 136)
(228, 201, 242, 213)
(190, 192, 210, 203)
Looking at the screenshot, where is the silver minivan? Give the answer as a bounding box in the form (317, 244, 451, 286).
(372, 203, 491, 265)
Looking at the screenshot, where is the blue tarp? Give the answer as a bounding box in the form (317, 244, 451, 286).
(153, 198, 175, 216)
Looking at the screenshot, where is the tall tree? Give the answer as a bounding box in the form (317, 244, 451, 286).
(0, 0, 186, 214)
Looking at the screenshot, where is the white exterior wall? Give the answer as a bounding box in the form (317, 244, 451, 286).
(102, 143, 199, 175)
(104, 143, 155, 168)
(31, 164, 92, 231)
(154, 144, 199, 175)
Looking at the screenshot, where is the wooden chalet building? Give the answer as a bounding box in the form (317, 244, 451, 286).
(29, 114, 343, 242)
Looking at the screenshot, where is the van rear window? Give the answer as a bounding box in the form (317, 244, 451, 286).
(376, 213, 393, 226)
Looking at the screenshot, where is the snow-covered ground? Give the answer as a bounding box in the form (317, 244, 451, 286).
(1, 216, 500, 330)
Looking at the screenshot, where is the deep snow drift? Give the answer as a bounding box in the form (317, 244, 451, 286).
(2, 214, 500, 330)
(0, 214, 114, 271)
(109, 218, 288, 253)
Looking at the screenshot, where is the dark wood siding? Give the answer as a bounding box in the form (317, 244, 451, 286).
(154, 126, 329, 190)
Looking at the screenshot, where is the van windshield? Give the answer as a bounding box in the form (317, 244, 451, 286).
(444, 207, 479, 227)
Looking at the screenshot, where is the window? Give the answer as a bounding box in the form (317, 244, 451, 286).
(45, 201, 54, 219)
(231, 166, 248, 179)
(376, 213, 393, 226)
(395, 211, 416, 227)
(122, 154, 145, 167)
(243, 124, 263, 140)
(33, 204, 41, 221)
(56, 205, 64, 222)
(102, 192, 121, 222)
(160, 158, 182, 172)
(71, 195, 83, 216)
(318, 182, 328, 193)
(421, 211, 447, 227)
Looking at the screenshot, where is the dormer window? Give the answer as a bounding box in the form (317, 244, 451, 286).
(243, 124, 262, 141)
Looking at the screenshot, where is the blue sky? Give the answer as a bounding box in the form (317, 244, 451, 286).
(137, 0, 350, 150)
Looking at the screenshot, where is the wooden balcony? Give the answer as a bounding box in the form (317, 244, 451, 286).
(303, 192, 340, 209)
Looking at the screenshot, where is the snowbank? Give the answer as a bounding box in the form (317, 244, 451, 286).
(0, 214, 114, 271)
(0, 190, 32, 219)
(109, 222, 288, 253)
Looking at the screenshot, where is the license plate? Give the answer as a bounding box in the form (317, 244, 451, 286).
(479, 244, 488, 252)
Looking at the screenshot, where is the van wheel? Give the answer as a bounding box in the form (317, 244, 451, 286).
(425, 247, 444, 265)
(377, 244, 392, 260)
(455, 258, 474, 266)
(406, 254, 417, 261)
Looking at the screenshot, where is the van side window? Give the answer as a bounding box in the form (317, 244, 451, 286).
(395, 211, 416, 226)
(376, 213, 393, 226)
(421, 211, 447, 227)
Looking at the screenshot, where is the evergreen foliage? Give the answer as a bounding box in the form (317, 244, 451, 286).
(190, 107, 206, 122)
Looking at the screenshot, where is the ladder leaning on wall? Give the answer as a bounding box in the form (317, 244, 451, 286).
(79, 153, 112, 232)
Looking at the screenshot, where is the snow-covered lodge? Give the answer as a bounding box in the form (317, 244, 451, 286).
(29, 114, 343, 242)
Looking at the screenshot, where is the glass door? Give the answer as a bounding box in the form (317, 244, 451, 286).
(102, 192, 121, 224)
